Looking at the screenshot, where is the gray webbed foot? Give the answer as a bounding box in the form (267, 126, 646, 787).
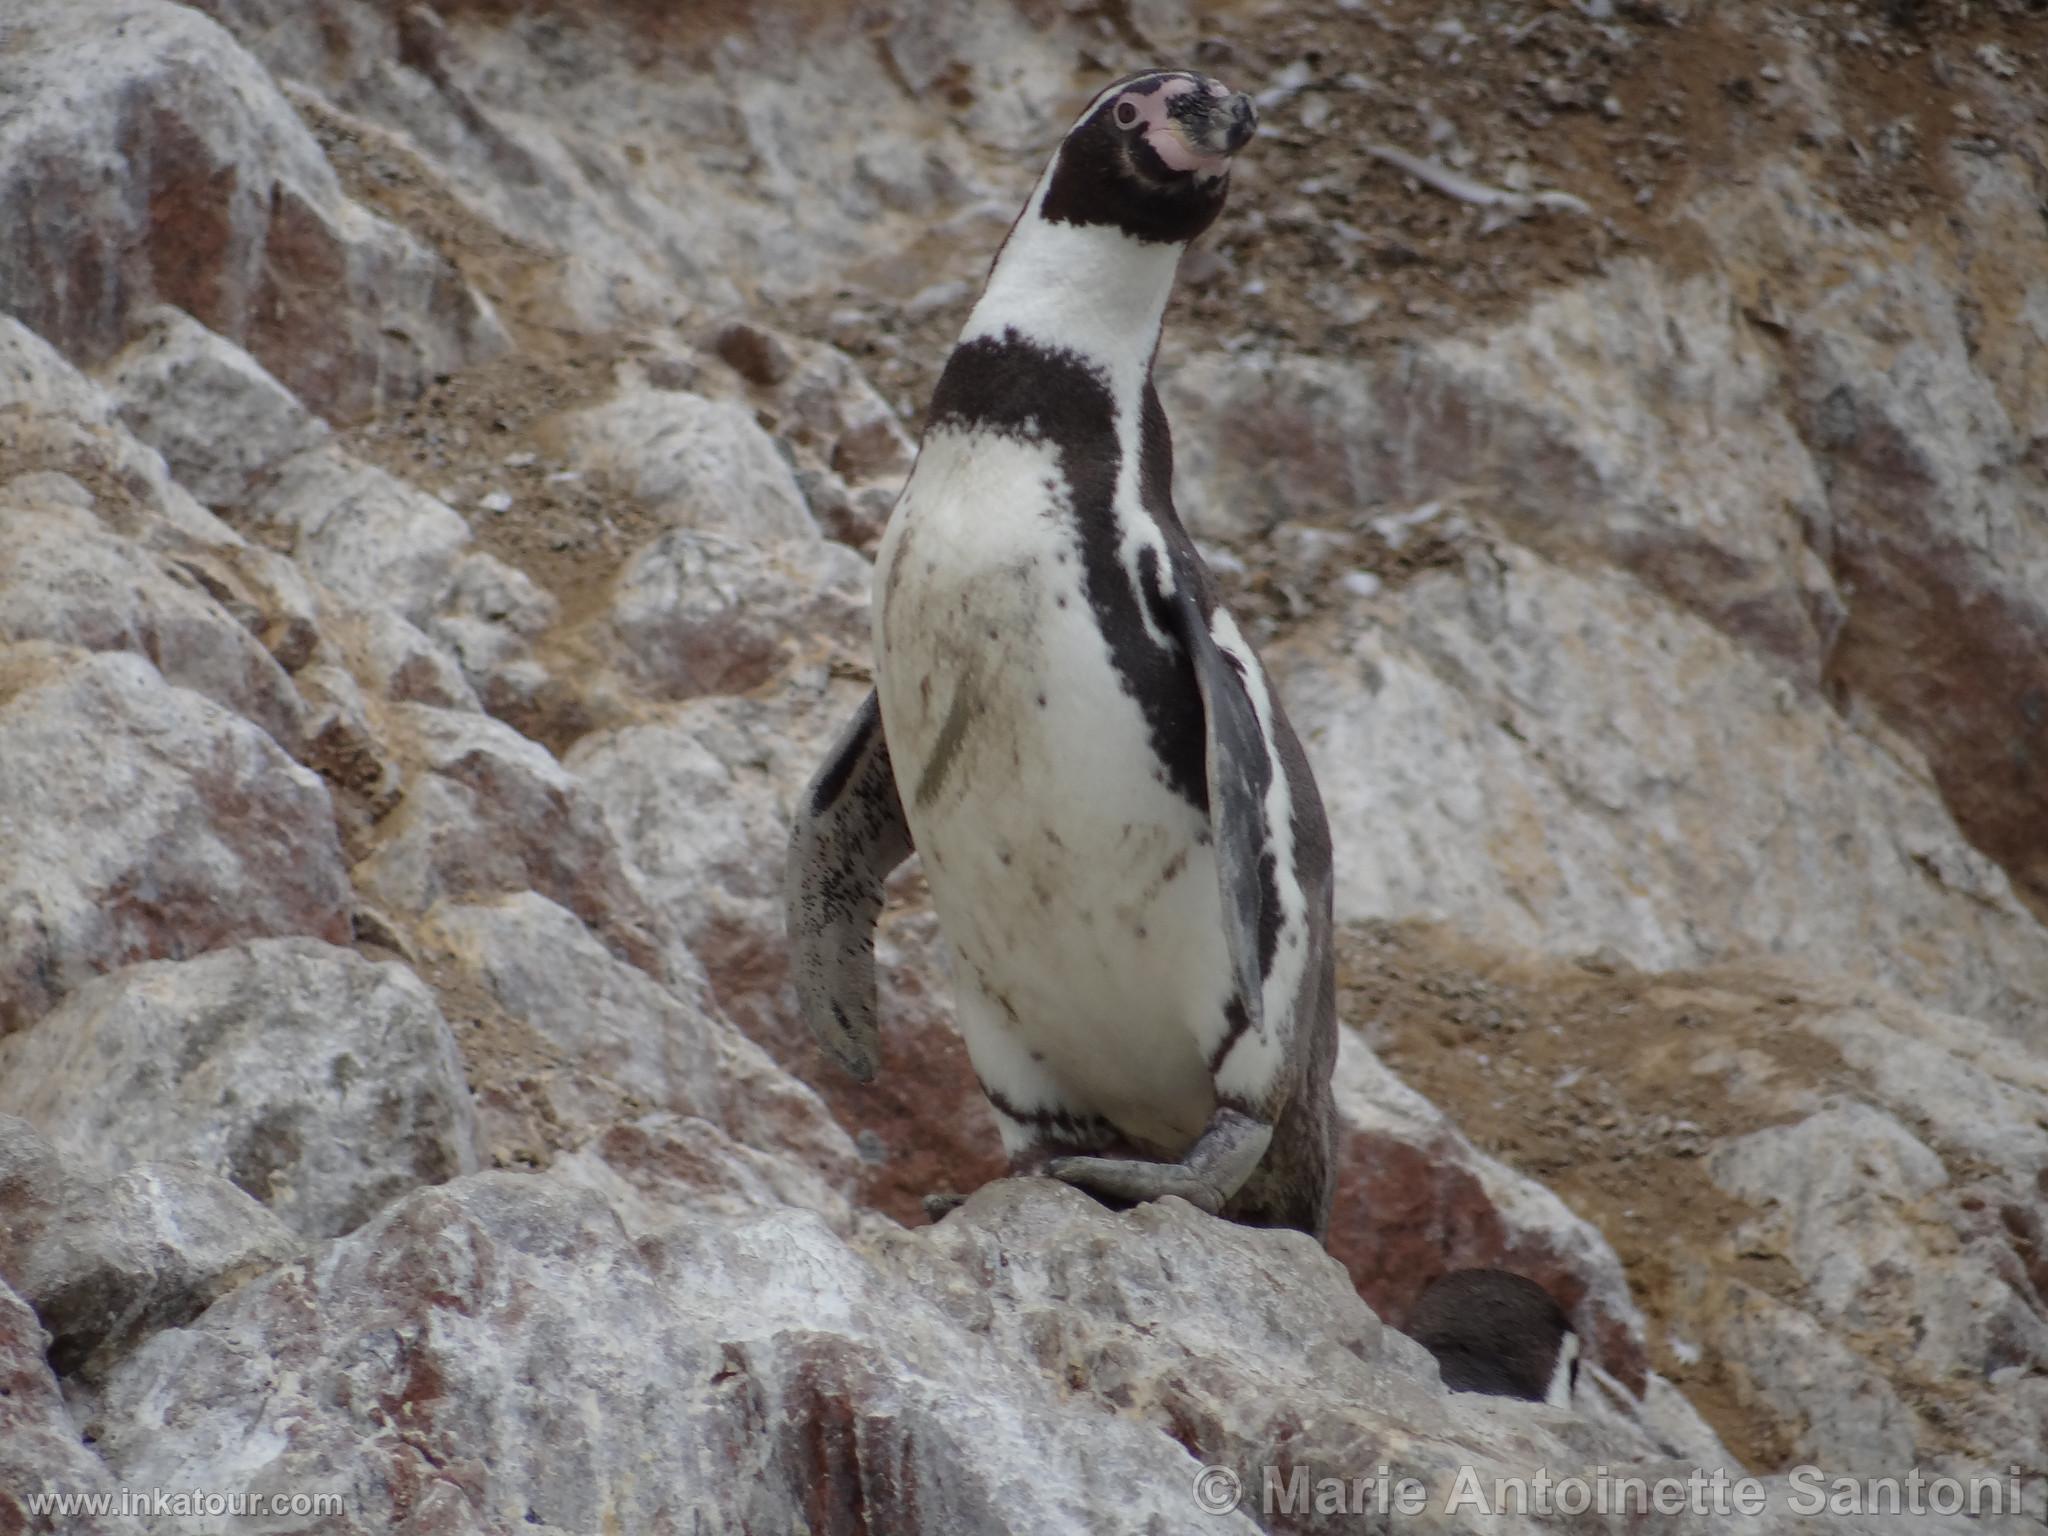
(1044, 1106, 1274, 1218)
(1046, 1155, 1228, 1213)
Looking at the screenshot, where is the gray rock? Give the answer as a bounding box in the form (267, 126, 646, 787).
(1272, 544, 2048, 1031)
(0, 1278, 137, 1534)
(0, 940, 479, 1238)
(322, 599, 482, 712)
(602, 528, 869, 701)
(238, 446, 472, 627)
(0, 1116, 300, 1379)
(0, 502, 306, 749)
(426, 551, 561, 725)
(0, 646, 352, 1035)
(0, 317, 254, 549)
(0, 0, 505, 416)
(74, 1171, 1986, 1536)
(353, 704, 675, 981)
(552, 1112, 854, 1234)
(98, 306, 330, 509)
(552, 389, 819, 539)
(416, 891, 855, 1186)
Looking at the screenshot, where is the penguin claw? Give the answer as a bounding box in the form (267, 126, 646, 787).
(1045, 1155, 1225, 1215)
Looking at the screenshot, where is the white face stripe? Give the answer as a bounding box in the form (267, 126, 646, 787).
(1544, 1331, 1581, 1409)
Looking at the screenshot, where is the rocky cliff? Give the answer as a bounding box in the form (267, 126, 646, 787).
(1, 1, 2044, 1531)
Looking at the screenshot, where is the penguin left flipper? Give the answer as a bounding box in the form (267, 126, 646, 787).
(785, 690, 914, 1082)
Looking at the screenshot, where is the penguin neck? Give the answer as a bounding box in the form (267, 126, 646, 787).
(958, 205, 1183, 390)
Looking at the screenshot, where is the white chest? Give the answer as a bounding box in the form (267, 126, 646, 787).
(872, 430, 1235, 1145)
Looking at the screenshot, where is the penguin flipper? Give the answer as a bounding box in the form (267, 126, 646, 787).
(785, 690, 913, 1082)
(1165, 582, 1274, 1049)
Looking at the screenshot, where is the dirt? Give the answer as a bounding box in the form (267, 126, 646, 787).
(1333, 916, 2021, 1472)
(790, 0, 2047, 444)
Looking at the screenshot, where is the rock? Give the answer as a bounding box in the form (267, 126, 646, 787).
(571, 684, 1009, 1226)
(1725, 160, 2048, 912)
(0, 646, 352, 1035)
(0, 1115, 300, 1378)
(1272, 543, 2048, 1032)
(98, 305, 330, 509)
(554, 1112, 854, 1234)
(0, 940, 479, 1238)
(416, 891, 855, 1189)
(1698, 1085, 2048, 1474)
(711, 318, 795, 386)
(323, 599, 481, 713)
(1329, 1035, 1649, 1391)
(0, 501, 306, 748)
(550, 389, 819, 540)
(601, 529, 870, 700)
(237, 446, 472, 626)
(291, 660, 402, 825)
(0, 316, 257, 549)
(74, 1171, 1843, 1536)
(0, 0, 505, 417)
(427, 550, 561, 722)
(353, 704, 674, 980)
(0, 1278, 137, 1534)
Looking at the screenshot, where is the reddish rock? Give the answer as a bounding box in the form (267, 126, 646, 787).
(1325, 1044, 1650, 1393)
(0, 645, 352, 1036)
(0, 0, 504, 419)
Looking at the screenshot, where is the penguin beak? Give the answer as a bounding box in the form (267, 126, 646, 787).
(1177, 89, 1258, 163)
(1210, 92, 1259, 156)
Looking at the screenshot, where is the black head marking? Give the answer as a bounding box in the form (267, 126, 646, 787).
(1406, 1270, 1578, 1403)
(1041, 70, 1258, 246)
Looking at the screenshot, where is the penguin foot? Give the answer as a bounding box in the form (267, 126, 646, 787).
(1046, 1106, 1274, 1218)
(922, 1190, 967, 1221)
(1046, 1155, 1227, 1213)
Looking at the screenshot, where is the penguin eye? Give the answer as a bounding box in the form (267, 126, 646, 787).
(1112, 98, 1141, 130)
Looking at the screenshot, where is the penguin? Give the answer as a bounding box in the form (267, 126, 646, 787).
(785, 69, 1338, 1239)
(1405, 1269, 1582, 1406)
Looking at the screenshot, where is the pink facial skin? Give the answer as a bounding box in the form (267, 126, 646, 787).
(1116, 78, 1231, 179)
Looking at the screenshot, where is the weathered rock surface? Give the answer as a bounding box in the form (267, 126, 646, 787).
(0, 648, 352, 1035)
(0, 941, 479, 1238)
(354, 703, 675, 981)
(551, 389, 820, 539)
(70, 1172, 1912, 1536)
(99, 305, 331, 510)
(1272, 543, 2048, 1032)
(600, 529, 870, 701)
(1331, 1036, 1648, 1391)
(0, 1116, 300, 1379)
(0, 0, 505, 417)
(416, 891, 855, 1197)
(0, 0, 2041, 1527)
(0, 501, 307, 748)
(0, 1279, 138, 1535)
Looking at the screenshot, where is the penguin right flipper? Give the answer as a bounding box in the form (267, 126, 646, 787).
(785, 690, 914, 1082)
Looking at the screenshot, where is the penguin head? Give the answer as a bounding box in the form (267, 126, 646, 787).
(1038, 70, 1259, 246)
(1405, 1268, 1581, 1407)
